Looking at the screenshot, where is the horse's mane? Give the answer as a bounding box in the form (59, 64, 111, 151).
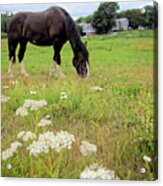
(63, 9, 88, 59)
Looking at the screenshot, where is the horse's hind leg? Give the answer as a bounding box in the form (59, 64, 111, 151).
(8, 38, 18, 77)
(18, 39, 29, 76)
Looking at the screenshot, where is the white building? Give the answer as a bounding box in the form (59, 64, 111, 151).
(112, 18, 129, 31)
(79, 22, 96, 35)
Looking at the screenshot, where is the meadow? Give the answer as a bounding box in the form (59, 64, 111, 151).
(1, 30, 157, 180)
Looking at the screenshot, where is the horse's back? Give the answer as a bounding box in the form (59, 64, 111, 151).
(7, 7, 69, 44)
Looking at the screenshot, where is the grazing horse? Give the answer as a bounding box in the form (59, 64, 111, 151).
(7, 6, 89, 78)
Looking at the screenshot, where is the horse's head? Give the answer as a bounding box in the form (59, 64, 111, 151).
(73, 42, 89, 78)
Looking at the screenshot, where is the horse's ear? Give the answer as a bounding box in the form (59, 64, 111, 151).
(84, 41, 88, 47)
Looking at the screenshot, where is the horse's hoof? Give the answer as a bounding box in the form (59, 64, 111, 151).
(53, 73, 66, 79)
(60, 72, 66, 78)
(20, 72, 29, 77)
(49, 72, 53, 78)
(53, 74, 59, 79)
(8, 72, 14, 78)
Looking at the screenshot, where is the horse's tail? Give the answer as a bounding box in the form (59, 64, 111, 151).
(7, 13, 25, 63)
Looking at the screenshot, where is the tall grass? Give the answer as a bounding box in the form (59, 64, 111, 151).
(1, 30, 157, 180)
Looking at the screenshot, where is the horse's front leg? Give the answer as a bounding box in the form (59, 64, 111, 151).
(49, 61, 65, 78)
(49, 43, 65, 78)
(19, 62, 29, 77)
(49, 61, 58, 78)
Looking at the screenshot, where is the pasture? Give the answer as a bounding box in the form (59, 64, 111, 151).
(1, 30, 157, 180)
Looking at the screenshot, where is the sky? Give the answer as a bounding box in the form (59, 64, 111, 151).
(0, 0, 153, 20)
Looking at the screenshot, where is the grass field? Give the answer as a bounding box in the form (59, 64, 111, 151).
(1, 30, 157, 180)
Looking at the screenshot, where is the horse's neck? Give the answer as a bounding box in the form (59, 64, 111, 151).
(65, 16, 83, 56)
(69, 36, 83, 57)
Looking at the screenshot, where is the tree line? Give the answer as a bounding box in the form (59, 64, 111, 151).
(1, 14, 9, 33)
(76, 2, 158, 34)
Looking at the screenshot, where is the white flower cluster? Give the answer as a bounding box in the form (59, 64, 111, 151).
(1, 141, 22, 161)
(17, 131, 36, 142)
(80, 141, 97, 156)
(38, 118, 52, 127)
(54, 130, 75, 152)
(1, 95, 10, 103)
(27, 131, 54, 156)
(23, 99, 47, 111)
(80, 163, 117, 180)
(60, 92, 67, 100)
(27, 131, 75, 157)
(15, 99, 47, 116)
(15, 106, 29, 116)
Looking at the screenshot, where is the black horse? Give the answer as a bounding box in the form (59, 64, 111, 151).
(7, 6, 89, 78)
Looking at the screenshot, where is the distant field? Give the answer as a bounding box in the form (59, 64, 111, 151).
(1, 30, 157, 180)
(1, 32, 7, 39)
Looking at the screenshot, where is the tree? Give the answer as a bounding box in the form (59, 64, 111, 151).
(91, 2, 119, 34)
(76, 15, 93, 24)
(117, 5, 157, 29)
(76, 17, 84, 23)
(117, 9, 142, 29)
(1, 14, 9, 33)
(76, 24, 84, 36)
(84, 15, 93, 23)
(143, 5, 157, 29)
(153, 3, 158, 29)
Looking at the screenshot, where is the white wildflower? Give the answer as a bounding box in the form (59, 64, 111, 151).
(27, 131, 55, 157)
(27, 130, 75, 157)
(17, 131, 36, 142)
(15, 99, 47, 116)
(1, 141, 22, 161)
(60, 92, 67, 100)
(17, 131, 25, 139)
(80, 140, 97, 156)
(30, 90, 37, 95)
(38, 118, 52, 127)
(2, 148, 13, 161)
(10, 141, 22, 151)
(23, 99, 47, 111)
(80, 163, 117, 180)
(15, 106, 28, 116)
(143, 155, 151, 162)
(91, 86, 104, 92)
(1, 95, 10, 103)
(53, 131, 75, 152)
(23, 132, 36, 142)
